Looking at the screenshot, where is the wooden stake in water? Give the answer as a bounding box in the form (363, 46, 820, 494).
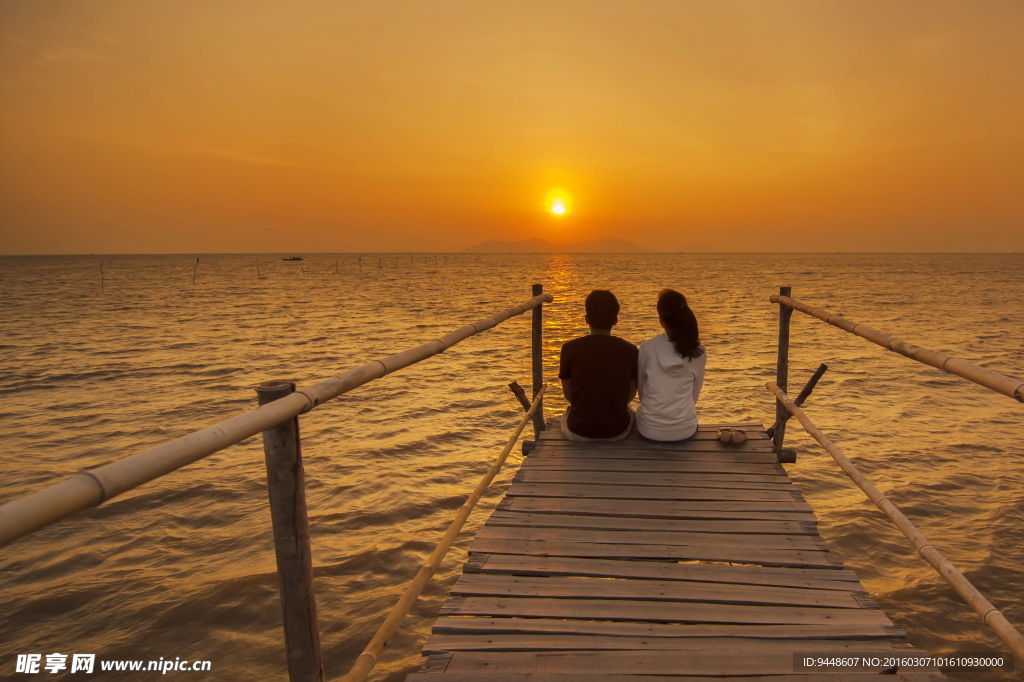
(100, 260, 105, 293)
(358, 255, 362, 272)
(256, 260, 262, 280)
(192, 258, 200, 285)
(335, 258, 338, 275)
(256, 381, 325, 682)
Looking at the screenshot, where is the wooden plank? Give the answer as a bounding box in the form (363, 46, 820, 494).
(537, 424, 770, 442)
(532, 447, 779, 463)
(475, 525, 827, 551)
(468, 538, 845, 568)
(485, 511, 819, 536)
(464, 554, 863, 590)
(535, 438, 774, 449)
(520, 458, 785, 475)
(497, 496, 816, 519)
(506, 482, 803, 502)
(420, 649, 934, 676)
(514, 470, 794, 487)
(438, 597, 897, 626)
(450, 574, 872, 608)
(429, 616, 905, 639)
(423, 634, 912, 653)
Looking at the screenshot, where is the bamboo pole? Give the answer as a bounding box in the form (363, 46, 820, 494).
(257, 381, 324, 682)
(0, 292, 553, 548)
(772, 286, 793, 452)
(192, 257, 200, 285)
(771, 294, 1024, 402)
(531, 283, 545, 438)
(100, 260, 105, 293)
(340, 386, 547, 682)
(768, 362, 829, 438)
(767, 382, 1024, 662)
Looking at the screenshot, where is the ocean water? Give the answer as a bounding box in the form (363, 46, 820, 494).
(0, 252, 1022, 681)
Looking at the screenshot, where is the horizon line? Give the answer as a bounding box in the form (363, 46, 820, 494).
(2, 251, 1021, 257)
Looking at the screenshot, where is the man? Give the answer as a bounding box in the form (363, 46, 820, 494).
(558, 290, 639, 441)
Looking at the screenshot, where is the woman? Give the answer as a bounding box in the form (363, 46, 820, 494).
(636, 289, 707, 441)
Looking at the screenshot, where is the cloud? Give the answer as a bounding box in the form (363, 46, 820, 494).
(193, 147, 308, 169)
(41, 19, 121, 46)
(40, 45, 107, 62)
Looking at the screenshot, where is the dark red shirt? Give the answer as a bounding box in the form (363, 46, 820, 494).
(558, 334, 639, 438)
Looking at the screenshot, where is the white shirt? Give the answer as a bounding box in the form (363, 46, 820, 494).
(636, 334, 706, 441)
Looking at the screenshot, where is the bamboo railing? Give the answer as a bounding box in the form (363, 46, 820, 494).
(341, 386, 547, 682)
(770, 293, 1024, 402)
(0, 288, 551, 681)
(0, 290, 551, 548)
(768, 382, 1024, 662)
(768, 289, 1024, 664)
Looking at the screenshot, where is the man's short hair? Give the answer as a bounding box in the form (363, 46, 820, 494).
(585, 289, 619, 329)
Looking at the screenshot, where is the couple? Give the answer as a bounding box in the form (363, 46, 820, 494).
(559, 289, 705, 442)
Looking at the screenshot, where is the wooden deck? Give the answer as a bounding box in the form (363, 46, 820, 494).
(409, 423, 946, 680)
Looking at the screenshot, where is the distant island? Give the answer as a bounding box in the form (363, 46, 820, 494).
(463, 237, 650, 253)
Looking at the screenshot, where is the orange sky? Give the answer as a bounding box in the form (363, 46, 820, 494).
(1, 1, 1022, 254)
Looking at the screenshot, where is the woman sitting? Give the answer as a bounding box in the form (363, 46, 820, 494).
(636, 289, 706, 442)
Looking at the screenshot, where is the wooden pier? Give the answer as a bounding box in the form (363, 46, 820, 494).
(409, 423, 946, 680)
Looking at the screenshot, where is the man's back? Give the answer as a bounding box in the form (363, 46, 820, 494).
(559, 334, 639, 438)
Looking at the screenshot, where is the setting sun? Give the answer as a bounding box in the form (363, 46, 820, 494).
(546, 189, 573, 217)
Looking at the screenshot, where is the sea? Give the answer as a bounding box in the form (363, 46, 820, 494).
(0, 253, 1021, 681)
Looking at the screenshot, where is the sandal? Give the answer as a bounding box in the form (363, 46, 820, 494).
(717, 427, 748, 446)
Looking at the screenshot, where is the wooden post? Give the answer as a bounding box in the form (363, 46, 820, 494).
(772, 286, 793, 453)
(256, 381, 324, 682)
(531, 283, 545, 437)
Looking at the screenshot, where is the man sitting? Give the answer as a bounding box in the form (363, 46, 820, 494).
(558, 290, 639, 441)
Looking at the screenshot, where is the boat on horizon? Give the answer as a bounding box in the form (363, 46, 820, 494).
(281, 256, 303, 261)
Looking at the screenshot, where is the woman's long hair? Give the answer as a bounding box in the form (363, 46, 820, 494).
(657, 289, 703, 358)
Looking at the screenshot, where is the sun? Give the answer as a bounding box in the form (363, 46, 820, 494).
(546, 188, 573, 217)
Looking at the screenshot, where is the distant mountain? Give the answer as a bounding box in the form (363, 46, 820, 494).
(463, 237, 650, 253)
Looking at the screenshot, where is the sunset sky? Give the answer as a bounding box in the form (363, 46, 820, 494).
(1, 1, 1022, 254)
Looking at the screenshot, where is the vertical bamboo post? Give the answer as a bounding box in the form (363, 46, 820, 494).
(100, 260, 105, 293)
(773, 286, 793, 453)
(192, 257, 200, 285)
(256, 381, 324, 682)
(531, 283, 545, 437)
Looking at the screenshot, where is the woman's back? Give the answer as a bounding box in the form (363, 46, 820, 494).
(636, 332, 706, 440)
(636, 288, 705, 441)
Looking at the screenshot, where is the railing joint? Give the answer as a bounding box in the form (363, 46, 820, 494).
(79, 470, 111, 505)
(295, 390, 316, 413)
